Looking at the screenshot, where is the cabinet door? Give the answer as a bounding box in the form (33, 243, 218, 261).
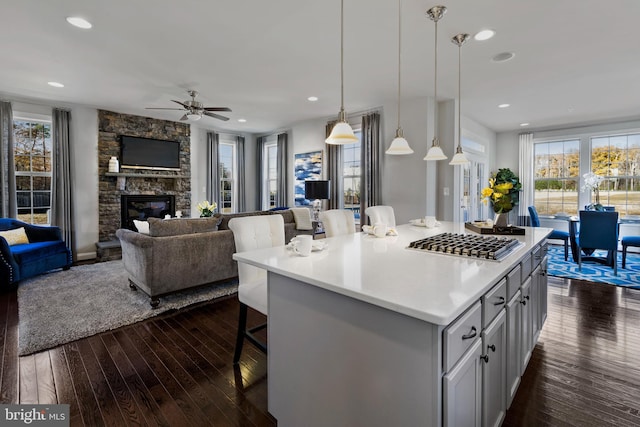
(539, 256, 548, 328)
(520, 276, 533, 375)
(444, 339, 482, 427)
(482, 310, 506, 427)
(506, 290, 521, 408)
(531, 265, 541, 342)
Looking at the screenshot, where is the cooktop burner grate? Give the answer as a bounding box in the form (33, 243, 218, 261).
(407, 232, 521, 261)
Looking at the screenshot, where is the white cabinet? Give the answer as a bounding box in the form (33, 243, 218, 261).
(531, 265, 541, 342)
(539, 256, 548, 328)
(444, 339, 482, 427)
(482, 310, 507, 427)
(505, 290, 521, 408)
(519, 276, 533, 375)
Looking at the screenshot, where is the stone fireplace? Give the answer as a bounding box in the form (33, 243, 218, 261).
(121, 194, 176, 231)
(98, 110, 191, 243)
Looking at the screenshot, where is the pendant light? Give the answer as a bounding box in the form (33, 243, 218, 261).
(423, 5, 447, 161)
(326, 0, 358, 145)
(449, 33, 471, 166)
(386, 0, 414, 155)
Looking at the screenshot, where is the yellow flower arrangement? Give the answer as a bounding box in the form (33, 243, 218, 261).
(481, 168, 521, 214)
(197, 200, 217, 217)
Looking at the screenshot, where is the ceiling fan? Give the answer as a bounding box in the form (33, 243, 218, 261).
(146, 90, 231, 121)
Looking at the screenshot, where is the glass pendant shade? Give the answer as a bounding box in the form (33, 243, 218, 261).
(449, 146, 469, 165)
(423, 138, 447, 161)
(187, 113, 201, 121)
(325, 114, 358, 145)
(386, 128, 414, 155)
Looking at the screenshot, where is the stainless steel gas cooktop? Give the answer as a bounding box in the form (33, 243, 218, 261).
(407, 232, 522, 261)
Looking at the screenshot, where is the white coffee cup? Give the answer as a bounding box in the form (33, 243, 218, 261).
(424, 216, 437, 228)
(372, 222, 387, 238)
(292, 234, 313, 256)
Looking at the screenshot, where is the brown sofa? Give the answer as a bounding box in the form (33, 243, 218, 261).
(116, 209, 313, 307)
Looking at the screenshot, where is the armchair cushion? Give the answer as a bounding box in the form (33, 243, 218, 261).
(0, 227, 30, 245)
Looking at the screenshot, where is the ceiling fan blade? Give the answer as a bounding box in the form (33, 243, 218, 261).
(146, 107, 186, 111)
(203, 111, 230, 121)
(179, 114, 188, 121)
(171, 100, 188, 108)
(203, 107, 232, 112)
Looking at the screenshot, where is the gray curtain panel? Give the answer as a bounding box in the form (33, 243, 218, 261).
(360, 112, 382, 223)
(325, 121, 343, 210)
(256, 136, 264, 209)
(0, 101, 17, 218)
(206, 132, 221, 212)
(236, 135, 246, 212)
(51, 108, 75, 255)
(276, 133, 288, 207)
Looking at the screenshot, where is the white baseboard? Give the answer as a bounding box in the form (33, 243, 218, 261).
(76, 251, 97, 261)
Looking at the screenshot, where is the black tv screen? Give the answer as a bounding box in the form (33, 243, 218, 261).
(120, 136, 181, 170)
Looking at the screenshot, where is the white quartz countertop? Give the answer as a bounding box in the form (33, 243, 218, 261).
(233, 222, 552, 325)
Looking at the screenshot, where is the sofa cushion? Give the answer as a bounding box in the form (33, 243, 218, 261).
(0, 227, 30, 246)
(290, 208, 313, 230)
(133, 220, 150, 235)
(10, 241, 69, 264)
(147, 217, 222, 237)
(218, 211, 272, 230)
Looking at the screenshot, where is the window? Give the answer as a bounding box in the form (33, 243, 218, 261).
(14, 119, 52, 224)
(262, 141, 278, 210)
(533, 140, 580, 215)
(342, 129, 362, 220)
(219, 140, 237, 214)
(591, 134, 640, 215)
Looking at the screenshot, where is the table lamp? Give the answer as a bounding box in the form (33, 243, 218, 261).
(305, 180, 330, 228)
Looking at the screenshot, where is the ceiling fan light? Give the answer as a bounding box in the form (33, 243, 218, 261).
(325, 120, 358, 145)
(187, 112, 201, 121)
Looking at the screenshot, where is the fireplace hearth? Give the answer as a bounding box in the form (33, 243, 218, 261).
(121, 195, 176, 231)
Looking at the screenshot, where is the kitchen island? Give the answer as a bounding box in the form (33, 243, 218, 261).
(233, 222, 552, 427)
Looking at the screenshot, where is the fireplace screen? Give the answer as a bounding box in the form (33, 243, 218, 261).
(121, 195, 175, 231)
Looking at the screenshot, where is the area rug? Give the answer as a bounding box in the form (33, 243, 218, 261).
(546, 245, 640, 289)
(17, 261, 238, 356)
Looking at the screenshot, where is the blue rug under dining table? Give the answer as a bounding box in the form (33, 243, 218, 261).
(546, 245, 640, 289)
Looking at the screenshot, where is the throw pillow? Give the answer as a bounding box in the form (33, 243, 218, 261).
(133, 220, 150, 235)
(0, 227, 30, 246)
(291, 208, 313, 231)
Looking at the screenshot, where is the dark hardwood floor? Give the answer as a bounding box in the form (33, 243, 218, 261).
(2, 274, 640, 426)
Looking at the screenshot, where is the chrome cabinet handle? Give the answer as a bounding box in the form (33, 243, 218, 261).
(493, 296, 506, 306)
(461, 326, 477, 340)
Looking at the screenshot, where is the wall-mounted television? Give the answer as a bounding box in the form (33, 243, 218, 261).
(120, 135, 181, 171)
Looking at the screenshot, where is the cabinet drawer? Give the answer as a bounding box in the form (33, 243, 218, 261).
(521, 252, 532, 279)
(482, 278, 507, 328)
(444, 301, 482, 372)
(506, 265, 521, 301)
(532, 245, 542, 269)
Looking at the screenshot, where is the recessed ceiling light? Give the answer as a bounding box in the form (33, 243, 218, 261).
(498, 103, 510, 108)
(237, 119, 247, 123)
(520, 123, 530, 127)
(474, 29, 495, 41)
(66, 16, 92, 29)
(307, 96, 318, 102)
(492, 52, 515, 63)
(47, 81, 64, 88)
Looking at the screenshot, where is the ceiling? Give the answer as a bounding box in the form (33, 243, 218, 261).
(1, 0, 639, 134)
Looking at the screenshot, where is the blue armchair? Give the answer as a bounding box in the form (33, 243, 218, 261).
(0, 218, 72, 287)
(528, 206, 569, 260)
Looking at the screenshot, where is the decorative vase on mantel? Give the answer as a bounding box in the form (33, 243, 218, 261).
(494, 212, 509, 227)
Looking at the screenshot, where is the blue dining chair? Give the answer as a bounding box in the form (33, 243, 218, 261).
(622, 236, 640, 268)
(528, 206, 569, 260)
(577, 210, 619, 276)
